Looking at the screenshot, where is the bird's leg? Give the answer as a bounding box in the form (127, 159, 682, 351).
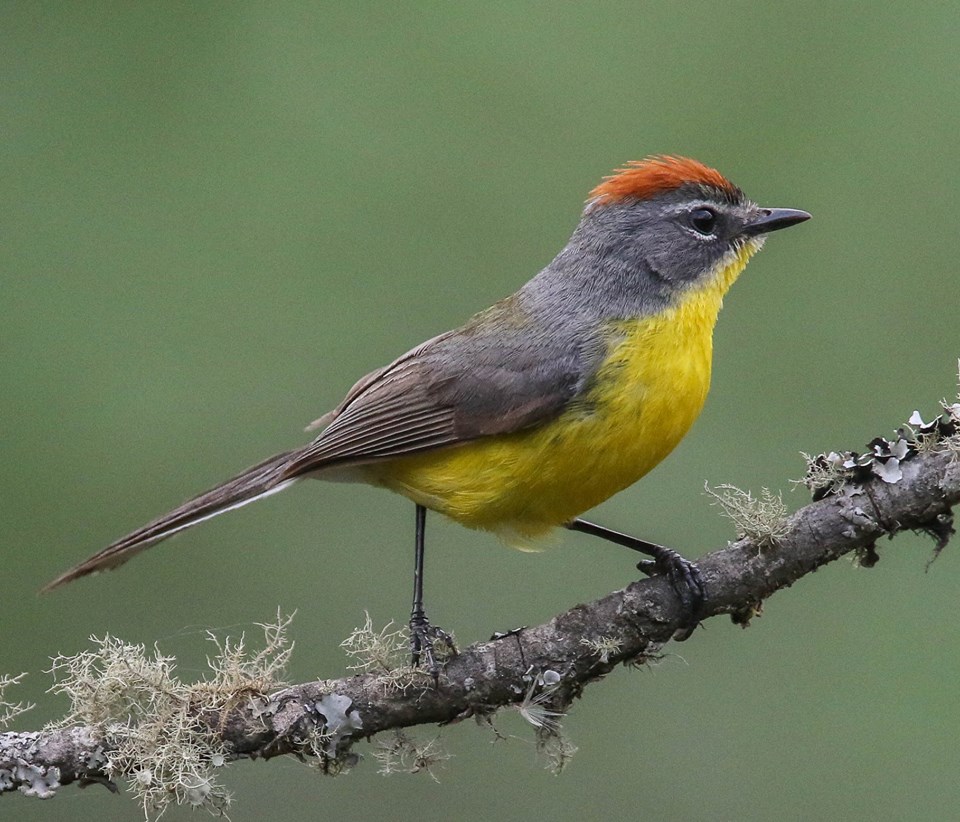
(566, 518, 705, 640)
(409, 504, 457, 676)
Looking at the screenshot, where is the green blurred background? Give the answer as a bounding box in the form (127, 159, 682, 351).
(3, 3, 959, 820)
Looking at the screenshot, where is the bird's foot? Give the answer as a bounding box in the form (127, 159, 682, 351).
(409, 612, 457, 679)
(636, 548, 706, 641)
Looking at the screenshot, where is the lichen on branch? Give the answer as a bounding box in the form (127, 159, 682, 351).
(2, 387, 959, 816)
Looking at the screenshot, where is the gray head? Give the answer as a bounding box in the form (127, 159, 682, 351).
(532, 156, 810, 319)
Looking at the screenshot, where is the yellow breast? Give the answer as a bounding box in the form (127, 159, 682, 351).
(369, 242, 759, 546)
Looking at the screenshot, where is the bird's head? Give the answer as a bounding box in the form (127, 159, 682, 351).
(578, 156, 810, 298)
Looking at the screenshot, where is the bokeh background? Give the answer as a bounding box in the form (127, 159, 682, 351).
(3, 3, 959, 820)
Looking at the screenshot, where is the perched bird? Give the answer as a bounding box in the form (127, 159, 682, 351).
(44, 156, 809, 667)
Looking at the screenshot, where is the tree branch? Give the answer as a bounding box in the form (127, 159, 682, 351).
(3, 421, 959, 810)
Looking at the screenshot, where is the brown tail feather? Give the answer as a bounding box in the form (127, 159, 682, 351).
(41, 448, 303, 592)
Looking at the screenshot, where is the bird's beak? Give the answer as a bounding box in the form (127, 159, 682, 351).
(743, 207, 811, 236)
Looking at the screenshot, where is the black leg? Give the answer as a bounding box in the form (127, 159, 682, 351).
(566, 518, 706, 640)
(411, 503, 427, 629)
(409, 504, 456, 675)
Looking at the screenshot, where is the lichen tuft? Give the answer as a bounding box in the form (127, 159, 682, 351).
(705, 483, 789, 550)
(44, 611, 294, 818)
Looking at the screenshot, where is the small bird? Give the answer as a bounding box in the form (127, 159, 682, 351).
(45, 156, 809, 667)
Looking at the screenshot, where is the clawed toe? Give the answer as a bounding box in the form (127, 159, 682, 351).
(637, 549, 706, 641)
(409, 615, 457, 678)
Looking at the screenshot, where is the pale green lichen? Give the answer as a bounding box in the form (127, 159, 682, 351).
(371, 730, 449, 782)
(340, 612, 406, 675)
(537, 728, 578, 775)
(941, 430, 960, 457)
(795, 451, 852, 497)
(579, 636, 622, 664)
(705, 482, 789, 550)
(45, 611, 294, 819)
(0, 673, 33, 727)
(891, 365, 960, 459)
(340, 612, 432, 692)
(938, 364, 960, 455)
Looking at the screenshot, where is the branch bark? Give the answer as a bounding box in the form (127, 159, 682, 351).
(3, 443, 958, 803)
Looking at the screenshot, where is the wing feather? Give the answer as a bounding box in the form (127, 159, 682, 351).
(283, 315, 588, 477)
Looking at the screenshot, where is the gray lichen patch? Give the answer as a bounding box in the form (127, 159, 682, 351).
(0, 676, 52, 799)
(800, 396, 960, 502)
(0, 733, 61, 799)
(308, 693, 363, 758)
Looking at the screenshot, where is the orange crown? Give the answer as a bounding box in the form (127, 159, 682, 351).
(589, 155, 740, 205)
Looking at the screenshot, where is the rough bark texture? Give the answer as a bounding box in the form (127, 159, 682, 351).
(2, 446, 958, 801)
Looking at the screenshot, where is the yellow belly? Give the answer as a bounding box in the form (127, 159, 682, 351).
(366, 244, 757, 545)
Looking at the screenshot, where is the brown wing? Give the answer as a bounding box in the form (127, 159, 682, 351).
(282, 322, 585, 476)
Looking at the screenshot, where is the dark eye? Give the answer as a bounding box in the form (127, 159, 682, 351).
(689, 207, 718, 235)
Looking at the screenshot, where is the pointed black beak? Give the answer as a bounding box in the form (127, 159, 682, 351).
(743, 207, 811, 236)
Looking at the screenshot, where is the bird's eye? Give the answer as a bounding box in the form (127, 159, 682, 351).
(689, 207, 718, 235)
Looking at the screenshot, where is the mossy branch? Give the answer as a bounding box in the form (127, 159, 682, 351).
(2, 402, 959, 815)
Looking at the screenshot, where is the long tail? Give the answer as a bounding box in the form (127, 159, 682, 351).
(42, 449, 304, 592)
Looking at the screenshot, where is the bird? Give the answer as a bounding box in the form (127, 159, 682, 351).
(44, 155, 810, 669)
